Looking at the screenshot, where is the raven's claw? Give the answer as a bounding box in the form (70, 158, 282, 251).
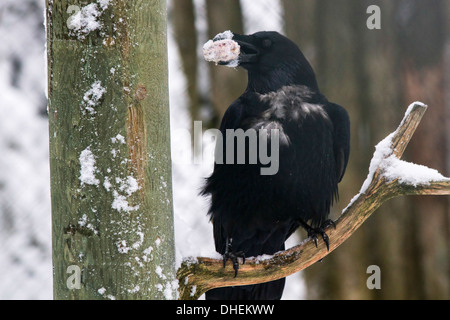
(223, 251, 246, 277)
(223, 238, 246, 277)
(300, 219, 336, 251)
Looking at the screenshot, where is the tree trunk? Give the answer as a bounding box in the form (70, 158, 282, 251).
(171, 0, 200, 127)
(205, 0, 246, 124)
(46, 0, 176, 300)
(281, 0, 316, 64)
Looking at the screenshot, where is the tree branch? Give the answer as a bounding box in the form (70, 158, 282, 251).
(176, 102, 450, 300)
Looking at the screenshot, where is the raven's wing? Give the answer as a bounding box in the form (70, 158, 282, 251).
(210, 98, 244, 175)
(219, 99, 244, 133)
(323, 102, 350, 183)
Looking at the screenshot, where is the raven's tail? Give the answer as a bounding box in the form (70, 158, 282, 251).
(205, 278, 285, 300)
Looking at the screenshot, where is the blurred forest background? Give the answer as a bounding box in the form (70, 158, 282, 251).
(0, 0, 449, 299)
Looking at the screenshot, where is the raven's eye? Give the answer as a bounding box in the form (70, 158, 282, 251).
(262, 39, 272, 48)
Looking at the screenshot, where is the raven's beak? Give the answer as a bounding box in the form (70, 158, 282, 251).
(232, 33, 260, 66)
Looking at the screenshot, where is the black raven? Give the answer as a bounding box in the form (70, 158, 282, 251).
(202, 31, 350, 300)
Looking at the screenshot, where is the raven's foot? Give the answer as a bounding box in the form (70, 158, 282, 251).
(223, 238, 246, 277)
(223, 251, 246, 277)
(299, 219, 336, 251)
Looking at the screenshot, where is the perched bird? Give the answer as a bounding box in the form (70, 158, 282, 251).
(201, 31, 350, 300)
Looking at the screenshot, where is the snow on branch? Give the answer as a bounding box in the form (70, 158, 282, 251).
(176, 102, 450, 300)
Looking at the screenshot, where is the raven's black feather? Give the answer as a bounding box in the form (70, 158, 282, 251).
(202, 31, 350, 300)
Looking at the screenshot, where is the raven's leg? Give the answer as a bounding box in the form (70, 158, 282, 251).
(223, 238, 246, 277)
(298, 219, 336, 251)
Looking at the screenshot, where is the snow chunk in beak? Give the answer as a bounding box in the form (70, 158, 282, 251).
(203, 30, 240, 68)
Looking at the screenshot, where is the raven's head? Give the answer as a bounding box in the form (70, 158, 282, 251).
(232, 31, 319, 93)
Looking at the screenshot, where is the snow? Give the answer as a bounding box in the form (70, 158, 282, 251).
(116, 176, 140, 196)
(111, 134, 126, 145)
(98, 287, 106, 295)
(103, 176, 112, 191)
(116, 240, 131, 254)
(155, 266, 166, 279)
(79, 147, 100, 186)
(253, 254, 275, 264)
(154, 279, 179, 300)
(103, 171, 141, 214)
(359, 132, 395, 194)
(128, 285, 140, 294)
(78, 214, 99, 235)
(382, 155, 448, 186)
(82, 80, 106, 115)
(213, 30, 234, 41)
(67, 1, 110, 40)
(132, 231, 144, 250)
(404, 101, 427, 120)
(68, 4, 101, 38)
(111, 190, 140, 213)
(190, 285, 197, 297)
(97, 0, 111, 11)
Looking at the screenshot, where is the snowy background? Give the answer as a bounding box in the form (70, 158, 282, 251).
(0, 0, 304, 299)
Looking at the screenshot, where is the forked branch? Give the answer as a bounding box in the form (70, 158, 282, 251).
(176, 102, 450, 300)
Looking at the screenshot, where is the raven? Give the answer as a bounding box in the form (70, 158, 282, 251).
(202, 31, 350, 300)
